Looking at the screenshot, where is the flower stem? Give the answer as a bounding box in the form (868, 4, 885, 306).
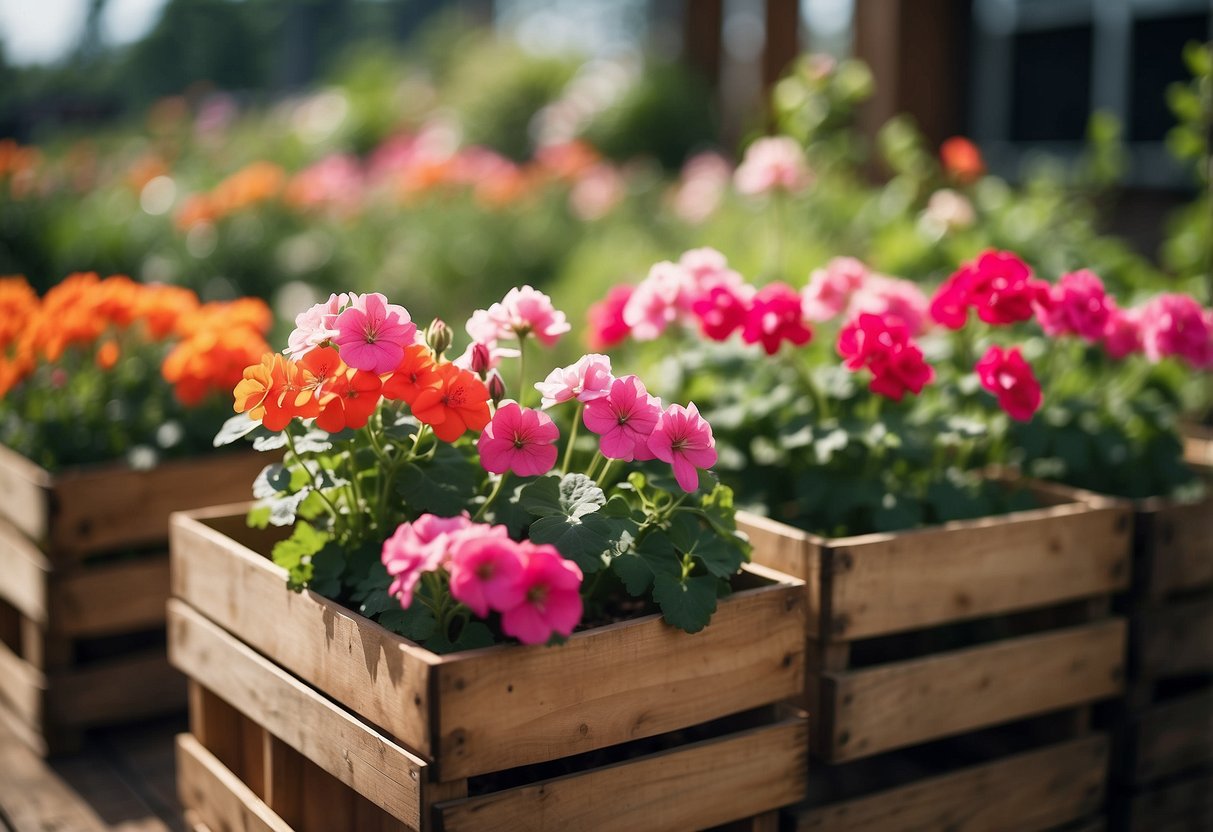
(516, 337, 528, 407)
(284, 425, 341, 525)
(561, 402, 584, 475)
(787, 351, 830, 421)
(585, 450, 605, 481)
(474, 472, 509, 521)
(596, 458, 617, 488)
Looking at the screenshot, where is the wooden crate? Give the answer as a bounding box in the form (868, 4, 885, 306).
(169, 506, 810, 831)
(737, 481, 1130, 828)
(0, 444, 268, 755)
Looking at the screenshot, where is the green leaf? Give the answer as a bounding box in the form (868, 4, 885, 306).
(246, 504, 271, 529)
(309, 544, 344, 598)
(652, 573, 718, 633)
(611, 531, 681, 595)
(253, 463, 292, 498)
(252, 433, 288, 452)
(521, 474, 605, 520)
(213, 413, 260, 447)
(293, 431, 335, 454)
(395, 444, 479, 516)
(265, 490, 309, 527)
(378, 605, 437, 643)
(669, 513, 744, 578)
(528, 512, 636, 574)
(271, 523, 330, 590)
(426, 619, 495, 654)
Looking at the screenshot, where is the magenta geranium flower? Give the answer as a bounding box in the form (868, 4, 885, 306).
(582, 375, 663, 461)
(587, 284, 634, 350)
(333, 292, 416, 375)
(1035, 269, 1114, 342)
(500, 544, 584, 645)
(741, 282, 814, 355)
(477, 402, 560, 477)
(647, 402, 718, 492)
(381, 513, 475, 607)
(932, 250, 1048, 329)
(447, 534, 527, 618)
(1138, 293, 1213, 368)
(692, 284, 751, 341)
(1102, 305, 1143, 359)
(535, 354, 614, 408)
(848, 275, 931, 336)
(975, 345, 1042, 422)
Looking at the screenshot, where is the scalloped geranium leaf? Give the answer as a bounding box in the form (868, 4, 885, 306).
(213, 413, 260, 448)
(521, 474, 605, 520)
(271, 522, 329, 590)
(252, 433, 288, 452)
(394, 444, 478, 516)
(253, 463, 292, 498)
(652, 573, 718, 633)
(610, 531, 680, 595)
(378, 605, 437, 643)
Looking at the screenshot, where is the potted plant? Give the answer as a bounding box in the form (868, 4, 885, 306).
(169, 285, 808, 831)
(0, 272, 271, 754)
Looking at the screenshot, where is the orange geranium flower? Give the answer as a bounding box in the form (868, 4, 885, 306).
(0, 276, 37, 350)
(96, 340, 120, 370)
(94, 275, 143, 328)
(138, 284, 201, 340)
(234, 354, 320, 431)
(940, 137, 985, 184)
(381, 344, 442, 405)
(176, 297, 272, 339)
(316, 368, 383, 433)
(164, 327, 271, 406)
(300, 345, 344, 390)
(411, 363, 491, 443)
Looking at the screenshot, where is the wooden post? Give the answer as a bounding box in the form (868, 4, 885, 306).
(684, 0, 725, 88)
(763, 0, 801, 93)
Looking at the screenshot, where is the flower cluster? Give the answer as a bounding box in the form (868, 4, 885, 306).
(229, 285, 744, 653)
(0, 272, 270, 470)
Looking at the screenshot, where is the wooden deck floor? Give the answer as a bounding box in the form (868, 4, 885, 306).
(0, 713, 186, 832)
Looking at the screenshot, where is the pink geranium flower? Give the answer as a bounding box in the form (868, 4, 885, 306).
(734, 136, 813, 196)
(848, 275, 931, 336)
(535, 354, 614, 408)
(381, 513, 476, 607)
(500, 543, 584, 645)
(480, 286, 571, 346)
(692, 284, 751, 341)
(452, 338, 518, 374)
(583, 375, 663, 461)
(286, 292, 349, 357)
(837, 313, 934, 402)
(623, 261, 695, 341)
(647, 402, 718, 492)
(931, 251, 1047, 329)
(333, 292, 416, 375)
(802, 257, 867, 322)
(1035, 270, 1114, 342)
(447, 534, 527, 618)
(742, 282, 813, 355)
(975, 345, 1042, 421)
(679, 248, 745, 295)
(587, 285, 634, 350)
(477, 402, 560, 477)
(1138, 293, 1213, 368)
(671, 152, 731, 224)
(1102, 305, 1143, 360)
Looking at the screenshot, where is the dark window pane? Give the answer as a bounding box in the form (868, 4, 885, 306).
(1010, 25, 1093, 142)
(1129, 13, 1211, 142)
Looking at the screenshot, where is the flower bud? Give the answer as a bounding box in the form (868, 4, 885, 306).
(426, 318, 452, 358)
(487, 371, 506, 406)
(470, 342, 491, 377)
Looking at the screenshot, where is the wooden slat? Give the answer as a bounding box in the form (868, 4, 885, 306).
(433, 562, 806, 779)
(796, 734, 1108, 832)
(1140, 497, 1213, 599)
(822, 619, 1125, 762)
(46, 648, 184, 726)
(0, 443, 51, 546)
(173, 509, 807, 781)
(177, 733, 295, 832)
(1128, 769, 1213, 832)
(1136, 594, 1213, 682)
(168, 599, 426, 830)
(50, 452, 267, 561)
(51, 555, 170, 638)
(1132, 689, 1213, 783)
(437, 718, 808, 832)
(171, 509, 438, 758)
(0, 517, 49, 625)
(0, 637, 44, 730)
(822, 504, 1130, 641)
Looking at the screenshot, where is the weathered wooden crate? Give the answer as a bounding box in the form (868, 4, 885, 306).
(168, 506, 810, 832)
(0, 444, 267, 755)
(738, 480, 1131, 829)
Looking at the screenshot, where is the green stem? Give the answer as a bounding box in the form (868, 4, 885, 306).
(770, 189, 787, 280)
(561, 402, 584, 475)
(585, 450, 605, 481)
(516, 337, 528, 407)
(595, 458, 617, 488)
(786, 351, 830, 421)
(284, 426, 341, 525)
(474, 472, 509, 521)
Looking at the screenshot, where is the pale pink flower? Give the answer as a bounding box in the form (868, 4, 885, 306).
(920, 188, 976, 234)
(477, 402, 560, 477)
(447, 533, 527, 618)
(452, 338, 519, 373)
(1102, 305, 1143, 360)
(1035, 270, 1114, 343)
(671, 152, 731, 224)
(481, 286, 571, 346)
(1138, 293, 1213, 368)
(622, 261, 695, 341)
(570, 163, 625, 221)
(734, 136, 813, 196)
(583, 375, 663, 461)
(647, 402, 718, 492)
(535, 354, 614, 408)
(382, 513, 477, 607)
(333, 292, 416, 375)
(500, 544, 583, 645)
(286, 292, 349, 357)
(848, 275, 931, 336)
(802, 257, 868, 322)
(679, 247, 746, 296)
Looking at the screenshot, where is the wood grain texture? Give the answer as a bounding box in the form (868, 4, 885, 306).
(1136, 594, 1213, 682)
(436, 718, 808, 832)
(174, 508, 806, 781)
(0, 517, 49, 625)
(796, 735, 1107, 832)
(432, 572, 806, 779)
(50, 452, 267, 561)
(0, 637, 44, 731)
(0, 443, 51, 546)
(177, 733, 294, 832)
(51, 555, 170, 638)
(821, 619, 1125, 762)
(46, 648, 184, 726)
(0, 710, 110, 832)
(1139, 497, 1213, 599)
(171, 509, 438, 758)
(1132, 689, 1213, 783)
(168, 600, 426, 830)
